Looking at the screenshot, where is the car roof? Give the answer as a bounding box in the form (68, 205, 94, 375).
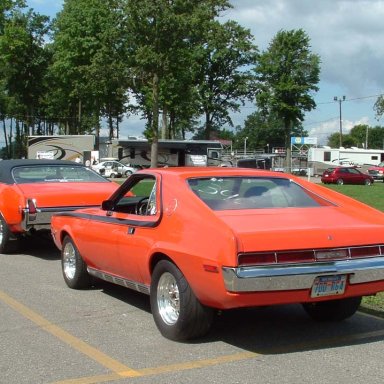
(0, 159, 84, 184)
(138, 166, 292, 179)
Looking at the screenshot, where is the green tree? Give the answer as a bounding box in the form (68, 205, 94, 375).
(122, 0, 232, 167)
(0, 8, 50, 157)
(326, 132, 356, 148)
(254, 29, 320, 169)
(374, 95, 384, 121)
(0, 0, 25, 33)
(366, 126, 384, 149)
(349, 124, 369, 148)
(194, 20, 258, 139)
(49, 0, 128, 136)
(327, 124, 384, 149)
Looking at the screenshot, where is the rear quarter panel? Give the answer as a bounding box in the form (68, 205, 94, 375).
(0, 184, 24, 226)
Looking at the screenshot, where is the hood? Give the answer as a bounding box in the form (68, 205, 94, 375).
(216, 206, 384, 252)
(16, 182, 118, 207)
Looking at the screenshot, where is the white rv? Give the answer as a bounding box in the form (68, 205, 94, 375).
(308, 147, 384, 175)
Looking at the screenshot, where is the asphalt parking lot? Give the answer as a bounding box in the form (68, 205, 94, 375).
(2, 238, 384, 384)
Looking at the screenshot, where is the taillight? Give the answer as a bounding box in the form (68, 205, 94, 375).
(238, 245, 384, 267)
(350, 246, 381, 258)
(238, 252, 276, 266)
(27, 198, 38, 214)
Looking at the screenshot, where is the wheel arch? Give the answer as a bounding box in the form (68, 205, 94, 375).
(149, 252, 174, 276)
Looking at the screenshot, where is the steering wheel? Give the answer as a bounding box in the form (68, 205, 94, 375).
(135, 197, 149, 215)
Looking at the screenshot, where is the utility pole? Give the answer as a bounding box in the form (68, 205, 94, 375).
(334, 96, 346, 148)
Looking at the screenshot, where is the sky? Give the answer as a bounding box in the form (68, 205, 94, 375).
(27, 0, 384, 145)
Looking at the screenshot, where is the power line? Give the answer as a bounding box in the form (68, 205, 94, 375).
(316, 93, 383, 105)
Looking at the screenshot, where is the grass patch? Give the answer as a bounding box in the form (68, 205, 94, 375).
(323, 181, 384, 211)
(323, 181, 384, 312)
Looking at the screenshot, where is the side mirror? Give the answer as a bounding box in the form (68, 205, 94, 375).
(101, 200, 114, 211)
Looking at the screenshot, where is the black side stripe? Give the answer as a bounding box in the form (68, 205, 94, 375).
(53, 211, 161, 228)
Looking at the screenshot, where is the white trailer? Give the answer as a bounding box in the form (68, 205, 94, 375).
(308, 147, 384, 175)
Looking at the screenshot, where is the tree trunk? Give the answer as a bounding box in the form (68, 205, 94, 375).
(284, 119, 292, 171)
(150, 73, 160, 168)
(161, 104, 167, 139)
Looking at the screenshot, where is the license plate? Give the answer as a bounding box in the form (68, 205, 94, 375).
(311, 275, 347, 298)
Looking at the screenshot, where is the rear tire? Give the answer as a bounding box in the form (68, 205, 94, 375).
(61, 236, 91, 289)
(302, 296, 362, 322)
(0, 215, 18, 253)
(150, 260, 214, 341)
(336, 178, 344, 185)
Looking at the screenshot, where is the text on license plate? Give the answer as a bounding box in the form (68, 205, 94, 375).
(311, 275, 347, 298)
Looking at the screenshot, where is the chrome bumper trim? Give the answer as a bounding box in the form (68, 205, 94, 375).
(222, 257, 384, 292)
(21, 206, 97, 231)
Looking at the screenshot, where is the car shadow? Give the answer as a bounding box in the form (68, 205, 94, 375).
(17, 232, 61, 260)
(92, 280, 152, 314)
(204, 304, 384, 353)
(89, 281, 384, 353)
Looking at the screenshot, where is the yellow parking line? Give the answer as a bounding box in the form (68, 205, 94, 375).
(51, 373, 120, 384)
(52, 352, 260, 384)
(51, 352, 260, 384)
(137, 351, 259, 376)
(3, 287, 384, 384)
(0, 290, 141, 378)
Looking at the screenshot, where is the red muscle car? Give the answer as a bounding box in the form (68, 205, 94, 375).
(51, 167, 384, 341)
(0, 159, 119, 253)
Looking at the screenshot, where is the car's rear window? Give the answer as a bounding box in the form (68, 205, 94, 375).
(12, 165, 109, 184)
(187, 177, 334, 210)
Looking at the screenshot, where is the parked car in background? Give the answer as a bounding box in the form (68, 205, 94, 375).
(321, 166, 374, 185)
(51, 167, 384, 341)
(367, 161, 384, 181)
(92, 160, 136, 178)
(0, 159, 119, 253)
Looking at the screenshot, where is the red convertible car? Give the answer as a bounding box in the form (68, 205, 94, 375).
(0, 159, 118, 253)
(51, 167, 384, 341)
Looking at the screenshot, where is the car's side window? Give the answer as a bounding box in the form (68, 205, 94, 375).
(114, 176, 157, 216)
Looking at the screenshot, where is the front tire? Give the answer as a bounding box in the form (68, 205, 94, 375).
(150, 260, 214, 341)
(364, 179, 372, 185)
(62, 236, 91, 289)
(302, 296, 362, 322)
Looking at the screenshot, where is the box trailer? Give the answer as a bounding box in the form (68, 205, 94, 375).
(28, 135, 96, 163)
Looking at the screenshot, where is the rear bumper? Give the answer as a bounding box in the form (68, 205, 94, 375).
(222, 257, 384, 292)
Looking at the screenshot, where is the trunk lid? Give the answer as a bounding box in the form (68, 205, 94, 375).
(16, 182, 118, 207)
(216, 206, 384, 252)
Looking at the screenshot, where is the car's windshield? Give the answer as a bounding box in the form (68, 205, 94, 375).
(12, 165, 110, 183)
(187, 177, 334, 210)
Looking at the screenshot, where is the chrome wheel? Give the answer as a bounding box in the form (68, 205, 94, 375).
(157, 272, 180, 325)
(150, 260, 214, 340)
(61, 236, 91, 289)
(0, 219, 4, 246)
(0, 215, 14, 253)
(63, 241, 77, 280)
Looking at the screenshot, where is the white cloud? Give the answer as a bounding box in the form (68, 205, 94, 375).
(225, 0, 384, 143)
